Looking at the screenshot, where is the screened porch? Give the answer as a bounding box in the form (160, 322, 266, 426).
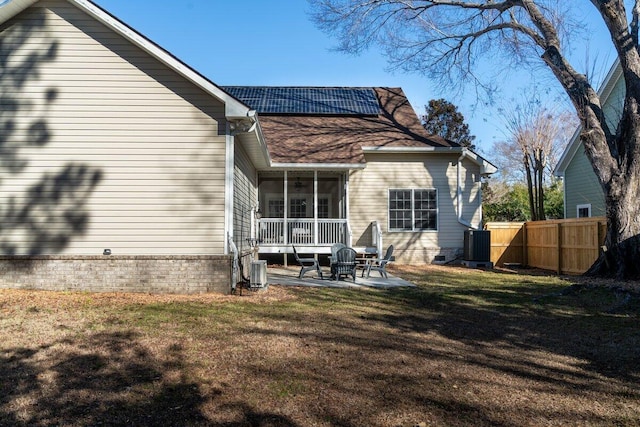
(257, 171, 350, 253)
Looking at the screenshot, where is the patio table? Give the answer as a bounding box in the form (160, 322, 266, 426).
(355, 257, 373, 277)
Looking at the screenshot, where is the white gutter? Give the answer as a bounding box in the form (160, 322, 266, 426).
(363, 146, 497, 175)
(362, 146, 461, 153)
(457, 149, 475, 229)
(269, 163, 366, 170)
(229, 110, 258, 133)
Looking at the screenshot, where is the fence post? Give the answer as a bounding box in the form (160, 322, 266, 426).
(556, 222, 562, 275)
(522, 222, 527, 267)
(593, 222, 599, 260)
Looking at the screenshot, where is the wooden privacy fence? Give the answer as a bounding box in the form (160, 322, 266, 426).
(485, 217, 607, 275)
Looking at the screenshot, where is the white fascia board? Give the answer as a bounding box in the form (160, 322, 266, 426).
(253, 118, 272, 166)
(0, 0, 38, 22)
(69, 0, 251, 119)
(269, 163, 366, 170)
(363, 146, 498, 175)
(598, 58, 622, 100)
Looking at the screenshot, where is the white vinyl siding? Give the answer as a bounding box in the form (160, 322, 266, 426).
(0, 1, 228, 255)
(233, 142, 258, 253)
(350, 153, 481, 262)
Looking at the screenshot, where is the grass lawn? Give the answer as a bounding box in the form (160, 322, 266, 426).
(1, 264, 639, 426)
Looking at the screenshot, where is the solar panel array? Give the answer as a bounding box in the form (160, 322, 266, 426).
(223, 86, 381, 115)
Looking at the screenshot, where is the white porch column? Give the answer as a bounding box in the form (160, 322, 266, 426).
(314, 170, 318, 245)
(283, 171, 288, 252)
(345, 171, 351, 246)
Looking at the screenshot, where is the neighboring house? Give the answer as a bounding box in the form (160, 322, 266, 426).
(554, 59, 624, 218)
(0, 0, 496, 294)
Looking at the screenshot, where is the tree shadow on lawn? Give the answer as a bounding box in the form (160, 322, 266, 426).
(251, 272, 640, 425)
(0, 331, 300, 427)
(383, 280, 640, 384)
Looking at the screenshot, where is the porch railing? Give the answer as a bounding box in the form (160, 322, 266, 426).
(258, 218, 348, 246)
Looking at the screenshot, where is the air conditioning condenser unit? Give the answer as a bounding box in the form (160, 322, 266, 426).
(250, 260, 268, 290)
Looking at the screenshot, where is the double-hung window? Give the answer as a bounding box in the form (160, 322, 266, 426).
(389, 189, 437, 231)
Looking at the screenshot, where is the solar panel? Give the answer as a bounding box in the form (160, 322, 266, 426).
(223, 87, 381, 115)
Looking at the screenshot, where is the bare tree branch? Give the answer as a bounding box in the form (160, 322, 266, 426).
(310, 0, 640, 278)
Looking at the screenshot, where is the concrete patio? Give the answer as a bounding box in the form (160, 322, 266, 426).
(266, 266, 416, 289)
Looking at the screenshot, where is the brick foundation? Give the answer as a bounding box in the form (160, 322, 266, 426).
(0, 255, 233, 294)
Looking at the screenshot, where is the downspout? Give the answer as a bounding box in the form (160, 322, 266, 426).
(457, 149, 475, 229)
(224, 122, 235, 255)
(228, 233, 239, 293)
(225, 110, 258, 256)
(226, 111, 257, 292)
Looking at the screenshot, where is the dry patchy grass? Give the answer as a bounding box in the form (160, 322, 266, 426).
(1, 265, 639, 426)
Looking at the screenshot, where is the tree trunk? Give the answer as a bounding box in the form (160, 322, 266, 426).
(585, 108, 640, 279)
(524, 156, 537, 221)
(537, 157, 545, 220)
(587, 176, 640, 279)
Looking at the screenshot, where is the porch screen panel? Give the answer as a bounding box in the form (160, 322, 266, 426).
(290, 198, 308, 218)
(318, 198, 329, 219)
(268, 199, 285, 218)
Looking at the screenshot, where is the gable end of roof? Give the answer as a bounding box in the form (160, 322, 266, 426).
(0, 0, 252, 119)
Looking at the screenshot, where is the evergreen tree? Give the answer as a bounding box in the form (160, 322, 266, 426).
(421, 99, 476, 150)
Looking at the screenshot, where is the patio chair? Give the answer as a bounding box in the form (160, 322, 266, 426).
(329, 243, 347, 278)
(292, 246, 323, 279)
(365, 245, 394, 278)
(333, 247, 357, 282)
(330, 243, 346, 259)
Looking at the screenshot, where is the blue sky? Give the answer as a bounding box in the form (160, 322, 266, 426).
(92, 0, 616, 155)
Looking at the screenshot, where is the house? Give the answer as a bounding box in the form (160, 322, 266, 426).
(0, 0, 496, 294)
(554, 59, 623, 218)
(223, 86, 496, 265)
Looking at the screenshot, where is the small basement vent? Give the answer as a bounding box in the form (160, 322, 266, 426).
(250, 260, 268, 290)
(432, 255, 447, 266)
